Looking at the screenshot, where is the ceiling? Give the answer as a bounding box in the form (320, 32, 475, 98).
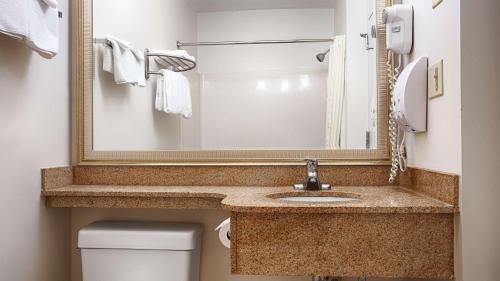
(186, 0, 336, 12)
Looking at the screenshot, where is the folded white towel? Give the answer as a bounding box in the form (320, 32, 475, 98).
(102, 36, 145, 87)
(152, 49, 196, 67)
(0, 0, 27, 39)
(156, 69, 192, 119)
(0, 0, 59, 58)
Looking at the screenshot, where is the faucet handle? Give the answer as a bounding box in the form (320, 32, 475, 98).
(321, 183, 332, 190)
(293, 183, 305, 190)
(293, 159, 332, 191)
(306, 159, 318, 175)
(294, 183, 331, 191)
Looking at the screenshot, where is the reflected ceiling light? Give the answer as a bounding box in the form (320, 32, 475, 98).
(300, 75, 310, 90)
(281, 80, 290, 92)
(257, 81, 267, 92)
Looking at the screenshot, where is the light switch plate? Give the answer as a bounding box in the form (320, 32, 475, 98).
(433, 0, 443, 9)
(428, 60, 444, 99)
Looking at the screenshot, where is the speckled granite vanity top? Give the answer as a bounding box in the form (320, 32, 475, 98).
(41, 165, 458, 213)
(42, 185, 454, 213)
(42, 166, 458, 279)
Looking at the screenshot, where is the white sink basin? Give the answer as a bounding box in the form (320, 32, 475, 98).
(277, 196, 358, 203)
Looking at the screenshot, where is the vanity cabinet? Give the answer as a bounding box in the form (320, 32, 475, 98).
(230, 212, 454, 279)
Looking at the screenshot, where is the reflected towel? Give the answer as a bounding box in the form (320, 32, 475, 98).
(156, 69, 192, 119)
(0, 0, 59, 58)
(102, 35, 145, 87)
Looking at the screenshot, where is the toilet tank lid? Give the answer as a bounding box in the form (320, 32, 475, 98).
(78, 221, 204, 250)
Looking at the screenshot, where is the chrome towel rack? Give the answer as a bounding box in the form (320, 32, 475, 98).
(93, 39, 196, 80)
(144, 48, 196, 79)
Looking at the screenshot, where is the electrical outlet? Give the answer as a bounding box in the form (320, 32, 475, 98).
(428, 60, 444, 99)
(433, 0, 443, 9)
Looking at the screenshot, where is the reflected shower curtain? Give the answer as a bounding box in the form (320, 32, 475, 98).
(325, 35, 346, 149)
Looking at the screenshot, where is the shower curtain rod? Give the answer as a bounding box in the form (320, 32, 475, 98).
(176, 38, 334, 48)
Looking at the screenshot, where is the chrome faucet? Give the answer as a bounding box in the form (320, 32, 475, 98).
(294, 159, 332, 191)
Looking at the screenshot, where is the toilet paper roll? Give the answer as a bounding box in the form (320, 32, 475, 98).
(215, 218, 230, 248)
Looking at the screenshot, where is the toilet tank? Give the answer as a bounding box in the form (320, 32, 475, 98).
(78, 221, 203, 281)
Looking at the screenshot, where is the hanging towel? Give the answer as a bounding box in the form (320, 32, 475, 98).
(102, 36, 134, 72)
(102, 35, 145, 87)
(28, 0, 59, 57)
(152, 49, 196, 67)
(0, 0, 59, 58)
(0, 1, 27, 40)
(325, 35, 346, 149)
(156, 69, 192, 119)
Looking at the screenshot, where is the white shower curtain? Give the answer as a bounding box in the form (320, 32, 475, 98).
(325, 35, 346, 149)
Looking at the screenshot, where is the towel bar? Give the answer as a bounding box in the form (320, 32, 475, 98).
(144, 48, 196, 80)
(93, 39, 196, 80)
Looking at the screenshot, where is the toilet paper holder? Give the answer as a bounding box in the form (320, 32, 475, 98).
(215, 218, 231, 248)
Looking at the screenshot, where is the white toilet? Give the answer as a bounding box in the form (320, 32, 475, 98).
(78, 221, 203, 281)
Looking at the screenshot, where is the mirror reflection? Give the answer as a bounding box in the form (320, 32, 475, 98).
(92, 0, 379, 151)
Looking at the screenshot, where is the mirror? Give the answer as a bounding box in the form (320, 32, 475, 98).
(76, 0, 390, 163)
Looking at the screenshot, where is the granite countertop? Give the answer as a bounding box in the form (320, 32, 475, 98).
(42, 185, 454, 213)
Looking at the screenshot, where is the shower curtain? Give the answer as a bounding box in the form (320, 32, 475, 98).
(325, 35, 346, 149)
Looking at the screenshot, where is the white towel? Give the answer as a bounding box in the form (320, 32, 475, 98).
(156, 69, 192, 119)
(0, 0, 59, 58)
(0, 0, 27, 40)
(102, 35, 145, 87)
(102, 36, 133, 72)
(152, 49, 196, 67)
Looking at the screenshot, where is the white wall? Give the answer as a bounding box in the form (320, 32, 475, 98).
(92, 0, 200, 151)
(460, 0, 500, 280)
(403, 0, 462, 175)
(0, 1, 71, 281)
(344, 0, 374, 148)
(197, 9, 333, 149)
(333, 0, 346, 35)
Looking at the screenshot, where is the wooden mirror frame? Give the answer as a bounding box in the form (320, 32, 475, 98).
(72, 0, 393, 165)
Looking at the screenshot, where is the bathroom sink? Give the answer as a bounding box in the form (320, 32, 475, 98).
(268, 192, 360, 203)
(277, 196, 358, 203)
